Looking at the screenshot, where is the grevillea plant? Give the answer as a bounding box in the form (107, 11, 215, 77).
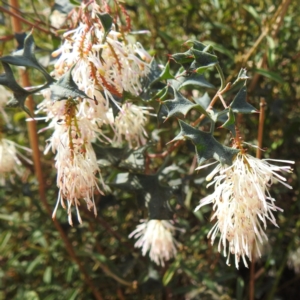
(0, 0, 294, 272)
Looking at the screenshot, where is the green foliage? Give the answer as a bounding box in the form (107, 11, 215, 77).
(0, 0, 299, 299)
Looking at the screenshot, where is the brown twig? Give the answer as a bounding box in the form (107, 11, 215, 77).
(147, 140, 183, 159)
(88, 222, 136, 288)
(8, 1, 103, 299)
(0, 5, 51, 34)
(256, 98, 266, 159)
(249, 98, 267, 300)
(248, 0, 291, 93)
(191, 82, 232, 127)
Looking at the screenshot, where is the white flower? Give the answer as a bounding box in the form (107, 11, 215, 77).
(53, 2, 150, 104)
(113, 102, 150, 147)
(288, 246, 300, 274)
(41, 100, 104, 225)
(195, 151, 294, 268)
(0, 86, 12, 123)
(129, 219, 178, 266)
(0, 138, 32, 185)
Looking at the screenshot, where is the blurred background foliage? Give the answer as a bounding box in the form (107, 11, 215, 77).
(0, 0, 300, 299)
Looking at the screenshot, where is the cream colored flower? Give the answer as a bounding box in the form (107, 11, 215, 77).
(129, 219, 178, 266)
(195, 152, 294, 268)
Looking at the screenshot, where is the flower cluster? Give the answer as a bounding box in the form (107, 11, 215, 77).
(288, 244, 300, 274)
(0, 86, 32, 184)
(0, 138, 33, 185)
(195, 151, 294, 268)
(129, 219, 178, 266)
(0, 86, 11, 123)
(38, 1, 152, 224)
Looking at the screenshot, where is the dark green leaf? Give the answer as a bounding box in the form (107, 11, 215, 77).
(164, 88, 211, 120)
(0, 62, 37, 116)
(194, 92, 211, 108)
(170, 72, 214, 90)
(219, 107, 236, 136)
(97, 13, 113, 34)
(113, 172, 174, 219)
(230, 86, 257, 113)
(171, 50, 194, 65)
(119, 145, 148, 172)
(186, 40, 207, 51)
(157, 103, 168, 124)
(139, 59, 164, 101)
(159, 61, 175, 80)
(50, 65, 90, 101)
(0, 32, 54, 84)
(164, 89, 197, 119)
(172, 120, 238, 165)
(95, 145, 128, 167)
(191, 48, 218, 68)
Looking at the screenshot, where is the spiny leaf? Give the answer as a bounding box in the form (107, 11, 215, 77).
(172, 120, 238, 165)
(232, 68, 249, 86)
(113, 173, 174, 219)
(191, 49, 218, 68)
(50, 65, 90, 101)
(159, 61, 175, 80)
(164, 88, 211, 120)
(171, 50, 194, 65)
(230, 86, 257, 113)
(185, 40, 207, 51)
(97, 13, 113, 34)
(219, 107, 236, 136)
(139, 59, 164, 101)
(0, 62, 39, 116)
(194, 92, 211, 108)
(164, 89, 197, 119)
(95, 145, 128, 167)
(0, 32, 55, 84)
(157, 103, 168, 124)
(119, 145, 149, 172)
(170, 72, 214, 90)
(153, 85, 169, 101)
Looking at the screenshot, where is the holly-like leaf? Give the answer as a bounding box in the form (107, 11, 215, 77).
(229, 86, 257, 113)
(194, 92, 211, 109)
(164, 89, 197, 119)
(219, 107, 236, 136)
(170, 72, 214, 90)
(0, 62, 43, 116)
(191, 48, 218, 68)
(171, 50, 194, 65)
(97, 13, 113, 34)
(153, 85, 169, 101)
(50, 65, 90, 101)
(186, 40, 207, 51)
(139, 59, 164, 101)
(113, 172, 174, 219)
(119, 145, 149, 172)
(164, 88, 211, 120)
(172, 120, 238, 165)
(95, 145, 128, 167)
(0, 32, 55, 84)
(158, 61, 175, 80)
(157, 103, 168, 124)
